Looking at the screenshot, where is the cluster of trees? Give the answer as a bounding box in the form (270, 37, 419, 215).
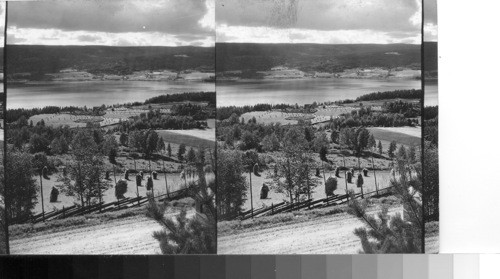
(119, 111, 208, 131)
(328, 110, 415, 129)
(7, 118, 124, 163)
(218, 112, 395, 161)
(171, 103, 213, 120)
(127, 130, 165, 159)
(144, 92, 215, 106)
(216, 104, 294, 121)
(338, 127, 376, 156)
(383, 100, 421, 118)
(8, 119, 74, 154)
(7, 106, 106, 124)
(337, 89, 422, 104)
(57, 130, 113, 207)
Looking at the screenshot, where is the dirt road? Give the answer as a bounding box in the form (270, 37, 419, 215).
(10, 210, 194, 254)
(218, 207, 402, 254)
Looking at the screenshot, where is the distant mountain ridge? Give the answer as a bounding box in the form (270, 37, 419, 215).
(216, 43, 421, 73)
(6, 45, 214, 78)
(424, 41, 438, 72)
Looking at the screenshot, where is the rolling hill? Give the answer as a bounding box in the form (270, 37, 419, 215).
(216, 43, 421, 74)
(6, 45, 215, 79)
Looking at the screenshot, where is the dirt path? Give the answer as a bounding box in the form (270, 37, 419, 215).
(218, 207, 402, 254)
(10, 210, 193, 255)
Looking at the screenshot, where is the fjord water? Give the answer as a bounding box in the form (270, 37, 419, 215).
(7, 80, 215, 109)
(217, 78, 421, 107)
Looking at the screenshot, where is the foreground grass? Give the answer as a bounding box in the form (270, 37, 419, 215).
(218, 196, 401, 235)
(9, 198, 195, 239)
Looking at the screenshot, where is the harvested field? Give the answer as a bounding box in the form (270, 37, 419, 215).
(32, 172, 212, 215)
(374, 126, 421, 138)
(367, 127, 421, 149)
(156, 129, 215, 149)
(218, 203, 402, 254)
(240, 107, 357, 125)
(242, 170, 393, 211)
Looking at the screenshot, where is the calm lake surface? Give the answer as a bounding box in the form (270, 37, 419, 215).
(217, 78, 421, 107)
(425, 80, 438, 106)
(8, 80, 215, 109)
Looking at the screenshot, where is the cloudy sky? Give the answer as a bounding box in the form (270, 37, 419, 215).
(424, 0, 437, 41)
(0, 2, 5, 36)
(7, 0, 214, 46)
(216, 0, 422, 44)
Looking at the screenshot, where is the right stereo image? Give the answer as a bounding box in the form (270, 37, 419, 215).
(215, 0, 426, 254)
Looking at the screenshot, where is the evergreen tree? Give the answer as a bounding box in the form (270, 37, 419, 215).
(119, 133, 128, 146)
(368, 134, 377, 150)
(187, 147, 196, 163)
(177, 143, 186, 161)
(146, 148, 216, 254)
(5, 150, 38, 221)
(408, 146, 417, 164)
(388, 141, 397, 158)
(59, 135, 69, 154)
(217, 149, 247, 220)
(378, 140, 383, 155)
(347, 156, 422, 253)
(156, 139, 166, 154)
(167, 143, 172, 157)
(144, 130, 160, 158)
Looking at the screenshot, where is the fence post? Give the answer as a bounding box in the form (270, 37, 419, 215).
(371, 155, 379, 196)
(271, 203, 274, 215)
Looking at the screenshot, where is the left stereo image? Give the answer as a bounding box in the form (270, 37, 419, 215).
(2, 0, 216, 254)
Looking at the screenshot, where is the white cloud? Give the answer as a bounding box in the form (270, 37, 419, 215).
(216, 24, 421, 44)
(424, 23, 438, 42)
(7, 26, 215, 47)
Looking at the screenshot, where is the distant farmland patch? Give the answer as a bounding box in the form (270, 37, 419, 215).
(368, 127, 421, 148)
(156, 129, 215, 149)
